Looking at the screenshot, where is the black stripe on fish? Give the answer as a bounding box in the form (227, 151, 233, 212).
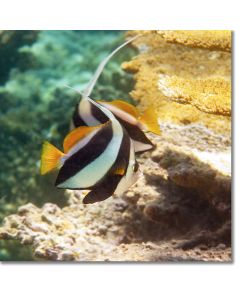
(55, 122, 113, 187)
(83, 127, 131, 203)
(72, 103, 88, 127)
(116, 118, 154, 152)
(90, 101, 109, 123)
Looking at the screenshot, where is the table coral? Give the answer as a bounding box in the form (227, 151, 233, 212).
(123, 30, 231, 135)
(157, 30, 231, 52)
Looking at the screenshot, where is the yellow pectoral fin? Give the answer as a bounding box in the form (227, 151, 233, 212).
(98, 100, 139, 118)
(138, 108, 161, 135)
(114, 167, 126, 176)
(40, 141, 64, 175)
(63, 122, 107, 153)
(112, 158, 127, 176)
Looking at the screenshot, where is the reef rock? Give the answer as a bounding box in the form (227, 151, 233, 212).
(0, 122, 231, 261)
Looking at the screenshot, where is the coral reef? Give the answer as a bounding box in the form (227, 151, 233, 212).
(158, 75, 231, 116)
(122, 30, 231, 134)
(0, 123, 231, 261)
(0, 30, 231, 261)
(157, 30, 231, 52)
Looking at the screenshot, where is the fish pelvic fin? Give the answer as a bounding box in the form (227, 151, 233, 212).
(138, 108, 161, 135)
(40, 141, 64, 175)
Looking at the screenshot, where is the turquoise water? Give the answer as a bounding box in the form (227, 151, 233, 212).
(0, 30, 137, 260)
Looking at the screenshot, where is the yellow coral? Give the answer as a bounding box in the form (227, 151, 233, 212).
(158, 75, 231, 116)
(157, 30, 231, 52)
(123, 30, 231, 135)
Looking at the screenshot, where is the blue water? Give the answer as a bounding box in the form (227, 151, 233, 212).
(0, 30, 136, 260)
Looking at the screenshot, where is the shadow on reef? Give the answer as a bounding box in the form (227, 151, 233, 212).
(122, 147, 231, 252)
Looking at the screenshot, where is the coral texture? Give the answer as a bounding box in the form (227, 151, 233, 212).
(158, 75, 231, 116)
(157, 30, 231, 52)
(123, 30, 231, 134)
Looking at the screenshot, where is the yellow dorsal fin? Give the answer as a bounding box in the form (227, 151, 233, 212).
(98, 100, 139, 118)
(40, 141, 64, 175)
(63, 123, 107, 153)
(138, 108, 161, 135)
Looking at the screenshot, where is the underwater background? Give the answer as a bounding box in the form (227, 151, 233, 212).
(0, 30, 136, 260)
(0, 30, 231, 262)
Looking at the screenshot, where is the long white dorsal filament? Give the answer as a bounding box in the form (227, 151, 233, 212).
(83, 34, 141, 97)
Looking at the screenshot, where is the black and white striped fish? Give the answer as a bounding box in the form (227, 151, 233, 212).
(40, 96, 140, 204)
(70, 34, 160, 154)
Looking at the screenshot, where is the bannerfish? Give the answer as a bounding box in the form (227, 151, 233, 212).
(71, 34, 160, 153)
(40, 96, 140, 204)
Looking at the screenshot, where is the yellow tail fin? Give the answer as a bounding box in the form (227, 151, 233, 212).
(40, 141, 64, 175)
(138, 108, 161, 135)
